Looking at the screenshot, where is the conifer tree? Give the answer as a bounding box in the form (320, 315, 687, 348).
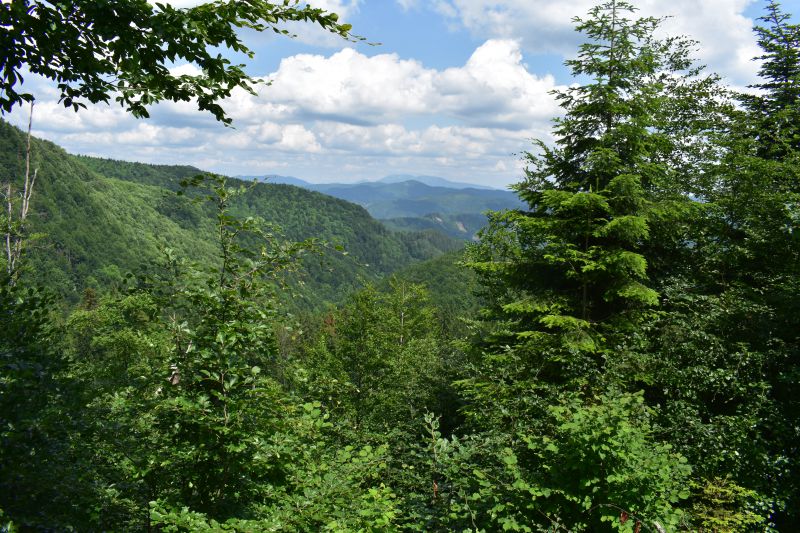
(466, 0, 718, 409)
(743, 1, 800, 159)
(455, 1, 721, 527)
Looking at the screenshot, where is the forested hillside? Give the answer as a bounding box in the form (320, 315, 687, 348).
(2, 0, 800, 531)
(0, 120, 459, 306)
(381, 212, 490, 240)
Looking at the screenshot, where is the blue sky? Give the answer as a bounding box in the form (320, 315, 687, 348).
(7, 0, 797, 188)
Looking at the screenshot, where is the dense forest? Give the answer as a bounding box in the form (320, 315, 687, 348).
(2, 0, 800, 531)
(0, 124, 459, 307)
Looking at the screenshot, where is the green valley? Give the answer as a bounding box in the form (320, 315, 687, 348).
(0, 120, 460, 306)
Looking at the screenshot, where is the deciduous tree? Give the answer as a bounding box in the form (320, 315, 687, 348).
(0, 0, 359, 123)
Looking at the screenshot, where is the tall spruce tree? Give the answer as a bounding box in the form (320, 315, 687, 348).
(465, 0, 718, 415)
(744, 1, 800, 159)
(454, 1, 722, 528)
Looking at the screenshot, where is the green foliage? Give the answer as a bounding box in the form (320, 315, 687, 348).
(148, 414, 401, 532)
(135, 176, 311, 518)
(396, 393, 690, 532)
(0, 120, 458, 307)
(297, 279, 448, 433)
(665, 1, 800, 524)
(386, 249, 483, 335)
(0, 274, 70, 527)
(133, 178, 405, 529)
(525, 392, 691, 531)
(0, 0, 359, 123)
(3, 1, 800, 530)
(690, 477, 773, 532)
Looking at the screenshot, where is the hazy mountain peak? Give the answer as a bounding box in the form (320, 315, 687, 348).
(378, 174, 497, 190)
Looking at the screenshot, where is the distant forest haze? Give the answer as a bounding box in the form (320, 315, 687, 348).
(1, 0, 800, 531)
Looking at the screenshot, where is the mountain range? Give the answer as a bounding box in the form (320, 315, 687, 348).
(258, 173, 499, 190)
(243, 174, 524, 239)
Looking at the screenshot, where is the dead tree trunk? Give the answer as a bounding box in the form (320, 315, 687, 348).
(3, 101, 37, 283)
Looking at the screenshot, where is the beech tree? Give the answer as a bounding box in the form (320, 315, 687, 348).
(688, 0, 800, 524)
(0, 2, 371, 529)
(0, 0, 359, 123)
(299, 279, 445, 433)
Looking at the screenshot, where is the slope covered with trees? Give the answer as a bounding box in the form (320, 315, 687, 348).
(0, 120, 459, 306)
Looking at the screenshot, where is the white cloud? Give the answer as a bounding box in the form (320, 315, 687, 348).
(416, 0, 760, 84)
(436, 40, 559, 129)
(307, 0, 360, 18)
(235, 39, 560, 130)
(169, 64, 203, 77)
(277, 124, 322, 152)
(6, 35, 559, 185)
(260, 48, 437, 120)
(313, 122, 523, 158)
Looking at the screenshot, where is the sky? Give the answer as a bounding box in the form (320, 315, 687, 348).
(5, 0, 798, 188)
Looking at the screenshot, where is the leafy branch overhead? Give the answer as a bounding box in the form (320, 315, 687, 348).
(0, 0, 362, 124)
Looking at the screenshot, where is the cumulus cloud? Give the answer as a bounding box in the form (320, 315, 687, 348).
(307, 0, 360, 18)
(408, 0, 760, 85)
(5, 1, 772, 187)
(256, 48, 438, 121)
(228, 39, 560, 130)
(7, 38, 553, 185)
(436, 40, 559, 129)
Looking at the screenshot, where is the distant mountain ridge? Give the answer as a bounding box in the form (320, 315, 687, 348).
(258, 175, 313, 187)
(377, 174, 496, 190)
(308, 180, 521, 218)
(246, 174, 501, 191)
(241, 173, 523, 240)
